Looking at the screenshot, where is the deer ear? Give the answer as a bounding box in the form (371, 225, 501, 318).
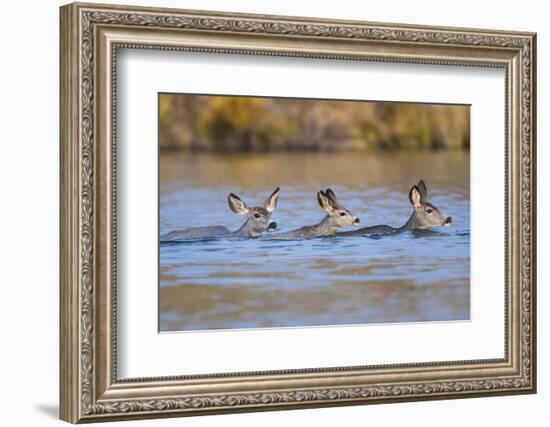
(317, 191, 325, 209)
(318, 190, 335, 214)
(417, 180, 428, 201)
(228, 193, 249, 215)
(409, 185, 422, 208)
(324, 188, 339, 206)
(263, 187, 280, 213)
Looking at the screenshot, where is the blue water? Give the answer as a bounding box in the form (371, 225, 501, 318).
(159, 152, 470, 332)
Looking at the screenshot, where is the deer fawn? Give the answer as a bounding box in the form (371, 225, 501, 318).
(271, 188, 359, 239)
(338, 180, 451, 237)
(160, 188, 280, 241)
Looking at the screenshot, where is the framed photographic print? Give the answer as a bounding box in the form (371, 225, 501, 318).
(60, 2, 537, 423)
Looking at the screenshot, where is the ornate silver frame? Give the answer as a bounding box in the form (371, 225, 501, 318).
(60, 2, 536, 423)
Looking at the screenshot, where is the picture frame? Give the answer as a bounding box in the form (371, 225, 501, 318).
(59, 2, 536, 423)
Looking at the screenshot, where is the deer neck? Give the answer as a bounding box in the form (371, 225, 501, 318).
(399, 211, 417, 231)
(232, 219, 262, 238)
(311, 215, 339, 236)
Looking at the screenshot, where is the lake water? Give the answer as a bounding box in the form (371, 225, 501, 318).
(159, 151, 470, 332)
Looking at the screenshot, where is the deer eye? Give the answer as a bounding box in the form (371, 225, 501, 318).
(426, 208, 433, 214)
(253, 213, 261, 219)
(339, 212, 347, 217)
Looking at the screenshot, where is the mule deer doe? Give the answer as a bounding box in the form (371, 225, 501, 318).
(160, 188, 280, 241)
(338, 180, 451, 237)
(271, 188, 359, 239)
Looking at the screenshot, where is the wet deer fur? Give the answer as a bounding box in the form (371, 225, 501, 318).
(271, 189, 359, 240)
(161, 188, 280, 241)
(338, 180, 451, 237)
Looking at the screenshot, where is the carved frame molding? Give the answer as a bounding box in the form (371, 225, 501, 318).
(60, 2, 536, 423)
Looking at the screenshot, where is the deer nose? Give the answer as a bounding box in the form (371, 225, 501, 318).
(268, 221, 277, 230)
(354, 217, 360, 224)
(444, 216, 452, 225)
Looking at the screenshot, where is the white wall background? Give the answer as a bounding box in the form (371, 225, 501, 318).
(0, 0, 545, 426)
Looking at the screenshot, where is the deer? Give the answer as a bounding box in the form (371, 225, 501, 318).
(270, 188, 360, 240)
(338, 180, 451, 237)
(160, 187, 280, 241)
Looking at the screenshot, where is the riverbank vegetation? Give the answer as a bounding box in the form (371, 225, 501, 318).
(159, 94, 469, 152)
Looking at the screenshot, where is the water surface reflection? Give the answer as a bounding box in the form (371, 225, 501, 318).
(159, 151, 470, 331)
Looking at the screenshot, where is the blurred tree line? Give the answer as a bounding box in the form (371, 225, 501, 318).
(159, 94, 469, 152)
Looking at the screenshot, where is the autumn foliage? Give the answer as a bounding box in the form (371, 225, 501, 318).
(159, 94, 469, 152)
